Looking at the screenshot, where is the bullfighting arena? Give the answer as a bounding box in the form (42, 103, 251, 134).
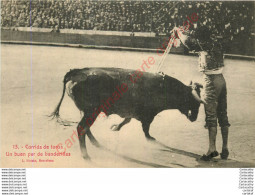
(1, 44, 255, 168)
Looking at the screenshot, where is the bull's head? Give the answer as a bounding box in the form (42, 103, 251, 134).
(186, 81, 204, 122)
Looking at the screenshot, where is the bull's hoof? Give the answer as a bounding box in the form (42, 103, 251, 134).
(111, 124, 120, 131)
(91, 140, 101, 148)
(82, 155, 91, 160)
(146, 136, 156, 141)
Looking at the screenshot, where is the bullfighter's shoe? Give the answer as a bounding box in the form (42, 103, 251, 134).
(200, 151, 219, 161)
(220, 149, 229, 160)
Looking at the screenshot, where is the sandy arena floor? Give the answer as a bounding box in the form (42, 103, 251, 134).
(1, 44, 255, 167)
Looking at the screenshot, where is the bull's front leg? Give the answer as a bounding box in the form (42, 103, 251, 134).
(111, 118, 131, 131)
(141, 119, 155, 141)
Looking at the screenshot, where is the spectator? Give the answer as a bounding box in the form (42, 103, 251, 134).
(1, 0, 253, 40)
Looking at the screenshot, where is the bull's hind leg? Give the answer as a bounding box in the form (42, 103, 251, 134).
(77, 117, 90, 159)
(86, 129, 100, 147)
(111, 118, 131, 131)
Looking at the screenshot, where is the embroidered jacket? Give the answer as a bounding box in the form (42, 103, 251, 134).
(198, 41, 224, 73)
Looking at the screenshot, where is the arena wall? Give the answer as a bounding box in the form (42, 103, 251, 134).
(0, 29, 184, 53)
(1, 29, 254, 57)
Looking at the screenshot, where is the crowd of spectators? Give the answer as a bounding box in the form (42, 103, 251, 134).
(1, 0, 254, 38)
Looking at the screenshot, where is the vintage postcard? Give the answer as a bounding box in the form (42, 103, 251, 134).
(1, 0, 255, 169)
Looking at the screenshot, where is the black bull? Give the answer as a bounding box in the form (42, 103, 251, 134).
(51, 67, 203, 159)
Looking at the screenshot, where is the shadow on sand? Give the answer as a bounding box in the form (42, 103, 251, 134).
(153, 141, 255, 168)
(90, 140, 255, 168)
(97, 145, 173, 168)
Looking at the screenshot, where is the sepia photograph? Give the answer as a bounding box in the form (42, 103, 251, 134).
(1, 0, 255, 168)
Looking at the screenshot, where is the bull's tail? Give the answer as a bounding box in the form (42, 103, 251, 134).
(49, 73, 70, 119)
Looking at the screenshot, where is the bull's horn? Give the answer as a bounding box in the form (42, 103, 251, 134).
(192, 89, 206, 104)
